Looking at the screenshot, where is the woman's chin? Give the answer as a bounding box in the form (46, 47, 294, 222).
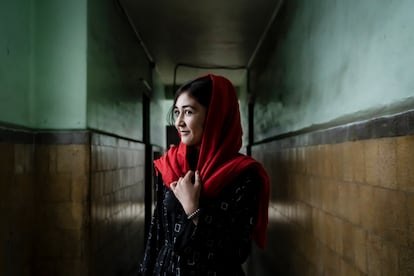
(181, 139, 200, 147)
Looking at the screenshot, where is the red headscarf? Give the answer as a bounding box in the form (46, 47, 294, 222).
(154, 74, 270, 249)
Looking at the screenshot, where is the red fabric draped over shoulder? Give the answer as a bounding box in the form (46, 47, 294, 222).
(154, 74, 270, 249)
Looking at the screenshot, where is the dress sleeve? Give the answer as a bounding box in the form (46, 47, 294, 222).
(139, 176, 165, 275)
(175, 170, 261, 263)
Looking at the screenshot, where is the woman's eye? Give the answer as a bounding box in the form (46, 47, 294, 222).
(184, 110, 192, 115)
(173, 110, 180, 117)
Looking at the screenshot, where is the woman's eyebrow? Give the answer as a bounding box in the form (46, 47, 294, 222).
(182, 105, 195, 109)
(174, 104, 195, 109)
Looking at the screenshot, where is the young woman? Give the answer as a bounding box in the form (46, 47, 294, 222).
(139, 74, 269, 275)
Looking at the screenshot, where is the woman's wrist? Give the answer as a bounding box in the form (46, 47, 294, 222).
(187, 208, 201, 220)
(185, 203, 199, 216)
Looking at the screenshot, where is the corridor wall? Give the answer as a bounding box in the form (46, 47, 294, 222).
(249, 0, 414, 275)
(0, 0, 164, 275)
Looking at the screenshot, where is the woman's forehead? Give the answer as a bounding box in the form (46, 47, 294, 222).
(175, 92, 199, 107)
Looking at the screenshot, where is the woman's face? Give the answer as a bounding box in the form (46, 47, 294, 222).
(174, 92, 207, 147)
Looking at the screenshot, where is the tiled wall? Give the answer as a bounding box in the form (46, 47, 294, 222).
(251, 112, 414, 276)
(34, 136, 90, 275)
(90, 133, 146, 275)
(0, 129, 147, 275)
(0, 138, 35, 276)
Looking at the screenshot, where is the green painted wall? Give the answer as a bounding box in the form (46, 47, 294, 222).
(1, 0, 152, 140)
(150, 71, 168, 148)
(253, 0, 414, 141)
(0, 0, 33, 127)
(87, 0, 150, 141)
(0, 0, 87, 129)
(33, 0, 87, 129)
(238, 73, 250, 151)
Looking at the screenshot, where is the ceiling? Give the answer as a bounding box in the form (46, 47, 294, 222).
(118, 0, 283, 87)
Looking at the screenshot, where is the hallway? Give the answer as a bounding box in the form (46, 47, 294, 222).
(2, 0, 414, 275)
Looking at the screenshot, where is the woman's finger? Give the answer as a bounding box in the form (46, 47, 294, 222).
(183, 170, 194, 182)
(194, 171, 201, 190)
(194, 171, 200, 182)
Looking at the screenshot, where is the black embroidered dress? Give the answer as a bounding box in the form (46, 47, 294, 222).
(139, 170, 260, 276)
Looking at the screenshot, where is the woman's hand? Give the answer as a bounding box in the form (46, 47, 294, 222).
(170, 170, 201, 223)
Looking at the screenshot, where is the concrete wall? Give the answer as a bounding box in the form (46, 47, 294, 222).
(0, 0, 32, 127)
(150, 71, 168, 148)
(0, 0, 87, 129)
(238, 73, 250, 152)
(0, 0, 163, 275)
(87, 0, 151, 141)
(249, 1, 414, 275)
(32, 0, 87, 129)
(1, 0, 154, 139)
(252, 0, 414, 140)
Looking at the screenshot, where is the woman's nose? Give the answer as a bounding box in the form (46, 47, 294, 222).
(175, 114, 185, 127)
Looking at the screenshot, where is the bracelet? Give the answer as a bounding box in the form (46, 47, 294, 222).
(187, 208, 201, 220)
